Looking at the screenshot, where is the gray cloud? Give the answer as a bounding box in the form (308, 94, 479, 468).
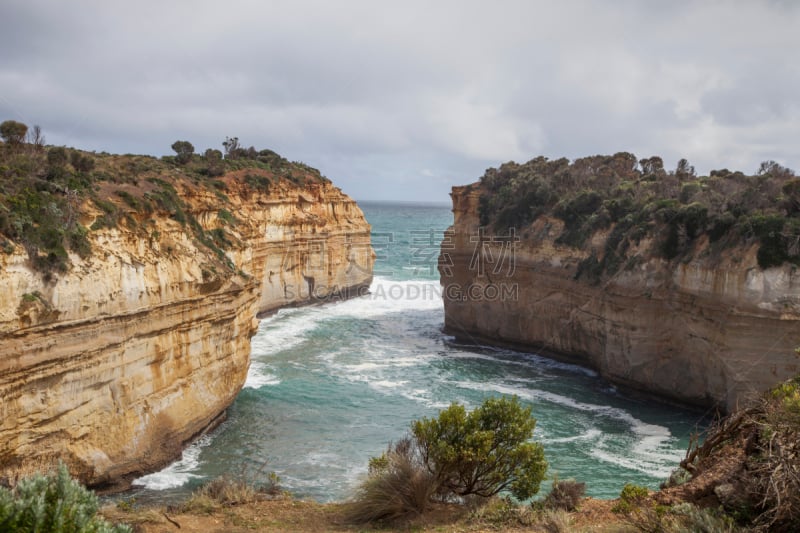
(1, 0, 798, 202)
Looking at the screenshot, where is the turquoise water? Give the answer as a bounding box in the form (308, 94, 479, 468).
(132, 201, 706, 502)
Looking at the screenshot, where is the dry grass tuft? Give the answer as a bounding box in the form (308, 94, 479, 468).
(543, 478, 586, 512)
(343, 438, 438, 524)
(537, 508, 574, 533)
(182, 469, 282, 515)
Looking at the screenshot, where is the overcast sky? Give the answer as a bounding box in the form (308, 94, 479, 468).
(1, 1, 798, 203)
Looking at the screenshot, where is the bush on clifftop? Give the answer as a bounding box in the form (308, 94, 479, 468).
(0, 120, 329, 278)
(477, 153, 799, 274)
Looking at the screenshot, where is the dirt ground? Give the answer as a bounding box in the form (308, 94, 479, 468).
(101, 496, 632, 533)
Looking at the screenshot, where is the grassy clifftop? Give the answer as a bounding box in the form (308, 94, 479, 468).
(475, 153, 799, 280)
(0, 123, 329, 279)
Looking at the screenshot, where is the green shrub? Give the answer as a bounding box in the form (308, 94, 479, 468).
(348, 397, 547, 525)
(114, 191, 151, 213)
(619, 483, 648, 502)
(679, 202, 708, 239)
(145, 179, 187, 225)
(0, 463, 131, 532)
(612, 483, 649, 514)
(46, 147, 69, 180)
(412, 396, 547, 501)
(244, 173, 271, 191)
(708, 213, 736, 243)
(217, 209, 236, 225)
(745, 213, 793, 268)
(70, 152, 95, 173)
(679, 182, 701, 204)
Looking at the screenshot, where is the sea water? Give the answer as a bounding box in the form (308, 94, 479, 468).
(131, 201, 706, 502)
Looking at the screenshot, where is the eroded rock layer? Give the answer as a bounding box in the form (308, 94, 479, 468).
(0, 176, 373, 489)
(440, 185, 800, 411)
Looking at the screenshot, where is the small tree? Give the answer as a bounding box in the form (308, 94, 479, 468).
(675, 158, 696, 179)
(48, 146, 68, 166)
(29, 124, 45, 150)
(412, 396, 547, 500)
(639, 156, 665, 176)
(204, 148, 224, 177)
(222, 136, 240, 159)
(0, 120, 28, 145)
(171, 140, 194, 165)
(758, 160, 795, 179)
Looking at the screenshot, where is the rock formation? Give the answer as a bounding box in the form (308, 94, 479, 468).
(0, 170, 373, 489)
(440, 183, 800, 412)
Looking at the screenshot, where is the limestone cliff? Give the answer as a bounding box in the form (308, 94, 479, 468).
(0, 165, 373, 489)
(441, 165, 800, 412)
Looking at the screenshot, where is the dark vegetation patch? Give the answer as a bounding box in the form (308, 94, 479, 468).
(478, 153, 799, 278)
(0, 120, 328, 278)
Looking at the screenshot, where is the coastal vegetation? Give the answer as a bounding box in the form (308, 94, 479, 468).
(0, 463, 130, 532)
(50, 378, 800, 533)
(476, 153, 799, 279)
(346, 396, 547, 523)
(0, 119, 330, 278)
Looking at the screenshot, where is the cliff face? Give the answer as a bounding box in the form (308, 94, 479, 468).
(0, 176, 373, 489)
(441, 185, 800, 411)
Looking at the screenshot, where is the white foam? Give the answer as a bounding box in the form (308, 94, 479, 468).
(544, 428, 603, 444)
(341, 362, 384, 372)
(400, 388, 450, 409)
(244, 362, 281, 389)
(332, 277, 444, 317)
(369, 379, 408, 390)
(591, 442, 681, 479)
(252, 308, 317, 354)
(249, 278, 443, 361)
(132, 434, 212, 490)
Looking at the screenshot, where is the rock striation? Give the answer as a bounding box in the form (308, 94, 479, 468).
(0, 174, 373, 489)
(440, 184, 800, 412)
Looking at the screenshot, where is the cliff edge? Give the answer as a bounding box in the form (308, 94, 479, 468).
(0, 145, 373, 489)
(440, 154, 800, 411)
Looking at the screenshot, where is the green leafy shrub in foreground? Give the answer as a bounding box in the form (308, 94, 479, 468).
(612, 482, 649, 514)
(0, 463, 130, 533)
(413, 396, 547, 501)
(347, 396, 547, 524)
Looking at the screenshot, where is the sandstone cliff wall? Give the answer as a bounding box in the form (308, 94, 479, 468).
(0, 177, 373, 489)
(440, 185, 800, 411)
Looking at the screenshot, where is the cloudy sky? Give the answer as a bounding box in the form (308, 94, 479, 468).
(1, 1, 798, 202)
